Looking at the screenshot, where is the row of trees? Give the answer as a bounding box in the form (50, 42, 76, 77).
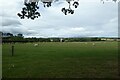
(2, 37, 113, 43)
(1, 32, 24, 43)
(1, 32, 118, 43)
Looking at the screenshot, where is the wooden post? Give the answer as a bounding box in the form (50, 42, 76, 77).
(11, 45, 14, 56)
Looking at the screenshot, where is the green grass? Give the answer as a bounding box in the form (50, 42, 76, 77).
(2, 42, 119, 78)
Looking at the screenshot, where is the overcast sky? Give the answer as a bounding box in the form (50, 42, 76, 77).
(0, 0, 118, 38)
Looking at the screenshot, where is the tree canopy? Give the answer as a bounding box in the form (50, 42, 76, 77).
(17, 0, 118, 20)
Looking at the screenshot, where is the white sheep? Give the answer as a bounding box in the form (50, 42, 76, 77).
(92, 43, 95, 46)
(34, 43, 39, 47)
(85, 42, 87, 44)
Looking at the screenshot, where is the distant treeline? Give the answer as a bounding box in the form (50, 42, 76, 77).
(2, 36, 119, 43)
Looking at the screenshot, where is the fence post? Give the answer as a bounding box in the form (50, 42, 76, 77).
(11, 45, 14, 56)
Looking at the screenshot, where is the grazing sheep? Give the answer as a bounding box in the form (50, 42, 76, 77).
(92, 43, 95, 46)
(34, 43, 39, 47)
(85, 42, 87, 44)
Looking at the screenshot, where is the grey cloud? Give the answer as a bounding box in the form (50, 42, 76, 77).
(2, 18, 22, 26)
(2, 25, 38, 37)
(1, 0, 118, 38)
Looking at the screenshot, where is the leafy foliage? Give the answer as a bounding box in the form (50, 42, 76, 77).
(17, 0, 118, 19)
(17, 2, 40, 20)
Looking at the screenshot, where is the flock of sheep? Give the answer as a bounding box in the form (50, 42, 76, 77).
(33, 42, 97, 47)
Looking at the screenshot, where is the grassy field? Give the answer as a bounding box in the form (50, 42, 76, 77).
(2, 42, 119, 78)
